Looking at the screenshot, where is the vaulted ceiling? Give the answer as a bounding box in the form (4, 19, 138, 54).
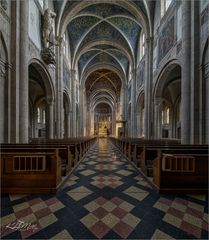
(53, 0, 151, 109)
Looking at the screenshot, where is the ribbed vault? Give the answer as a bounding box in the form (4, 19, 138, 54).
(53, 0, 151, 133)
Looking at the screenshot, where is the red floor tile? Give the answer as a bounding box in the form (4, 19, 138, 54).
(111, 207, 127, 218)
(113, 221, 133, 238)
(93, 207, 108, 219)
(180, 220, 202, 238)
(95, 197, 107, 205)
(167, 207, 184, 219)
(90, 221, 110, 238)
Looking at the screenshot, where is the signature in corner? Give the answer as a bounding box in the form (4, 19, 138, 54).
(6, 220, 38, 232)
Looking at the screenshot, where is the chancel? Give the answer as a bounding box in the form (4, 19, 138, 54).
(0, 0, 208, 239)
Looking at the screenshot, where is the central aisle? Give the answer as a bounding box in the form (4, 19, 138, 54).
(1, 139, 208, 239)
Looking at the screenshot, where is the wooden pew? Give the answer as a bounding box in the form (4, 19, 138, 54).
(153, 151, 208, 193)
(1, 144, 73, 176)
(1, 149, 62, 194)
(140, 146, 208, 177)
(1, 137, 97, 194)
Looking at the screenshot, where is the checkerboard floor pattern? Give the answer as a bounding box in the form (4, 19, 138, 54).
(1, 138, 208, 239)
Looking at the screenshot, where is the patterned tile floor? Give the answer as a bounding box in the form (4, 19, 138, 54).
(1, 138, 208, 239)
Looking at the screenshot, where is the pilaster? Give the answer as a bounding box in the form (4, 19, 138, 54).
(19, 0, 29, 143)
(144, 37, 153, 139)
(181, 0, 191, 144)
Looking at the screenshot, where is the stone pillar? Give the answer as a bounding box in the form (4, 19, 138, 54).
(120, 86, 125, 119)
(71, 69, 77, 137)
(10, 0, 20, 143)
(190, 0, 200, 144)
(79, 85, 84, 136)
(55, 37, 64, 138)
(112, 109, 116, 136)
(123, 84, 128, 137)
(154, 98, 162, 139)
(144, 37, 153, 139)
(90, 109, 94, 136)
(131, 69, 137, 137)
(47, 99, 54, 139)
(66, 111, 71, 137)
(0, 62, 6, 143)
(87, 103, 91, 136)
(19, 0, 29, 143)
(32, 108, 36, 138)
(181, 0, 191, 144)
(7, 63, 12, 143)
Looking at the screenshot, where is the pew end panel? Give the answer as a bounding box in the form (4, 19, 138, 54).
(1, 151, 62, 194)
(153, 153, 208, 194)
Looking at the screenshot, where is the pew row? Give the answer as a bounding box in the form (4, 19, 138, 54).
(1, 137, 97, 194)
(109, 137, 208, 194)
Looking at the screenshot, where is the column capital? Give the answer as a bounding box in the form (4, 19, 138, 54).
(146, 36, 154, 44)
(46, 97, 54, 105)
(56, 36, 63, 45)
(71, 69, 76, 74)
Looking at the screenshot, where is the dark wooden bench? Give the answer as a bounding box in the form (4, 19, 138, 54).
(109, 137, 208, 194)
(1, 137, 97, 194)
(140, 146, 208, 177)
(1, 144, 73, 176)
(1, 149, 62, 194)
(153, 151, 208, 193)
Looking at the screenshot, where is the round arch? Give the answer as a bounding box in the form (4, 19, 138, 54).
(0, 31, 9, 143)
(29, 58, 55, 102)
(153, 59, 182, 99)
(153, 60, 182, 139)
(201, 38, 209, 144)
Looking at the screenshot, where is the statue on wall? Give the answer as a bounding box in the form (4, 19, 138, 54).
(41, 8, 57, 65)
(42, 8, 56, 49)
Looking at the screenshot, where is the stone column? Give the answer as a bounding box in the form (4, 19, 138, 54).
(66, 111, 71, 138)
(19, 0, 29, 143)
(79, 85, 84, 136)
(190, 0, 200, 144)
(123, 84, 128, 137)
(56, 37, 64, 139)
(112, 108, 116, 136)
(181, 0, 191, 144)
(10, 0, 20, 143)
(70, 69, 77, 137)
(130, 69, 137, 137)
(90, 109, 94, 136)
(0, 62, 6, 143)
(144, 37, 153, 139)
(154, 98, 162, 139)
(32, 108, 36, 138)
(87, 103, 91, 136)
(120, 86, 125, 119)
(47, 99, 54, 139)
(6, 63, 12, 143)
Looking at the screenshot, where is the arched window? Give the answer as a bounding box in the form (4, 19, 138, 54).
(37, 107, 41, 123)
(42, 109, 46, 124)
(161, 0, 173, 17)
(140, 32, 146, 60)
(162, 106, 170, 125)
(141, 108, 145, 136)
(129, 65, 132, 81)
(142, 33, 145, 56)
(63, 33, 66, 56)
